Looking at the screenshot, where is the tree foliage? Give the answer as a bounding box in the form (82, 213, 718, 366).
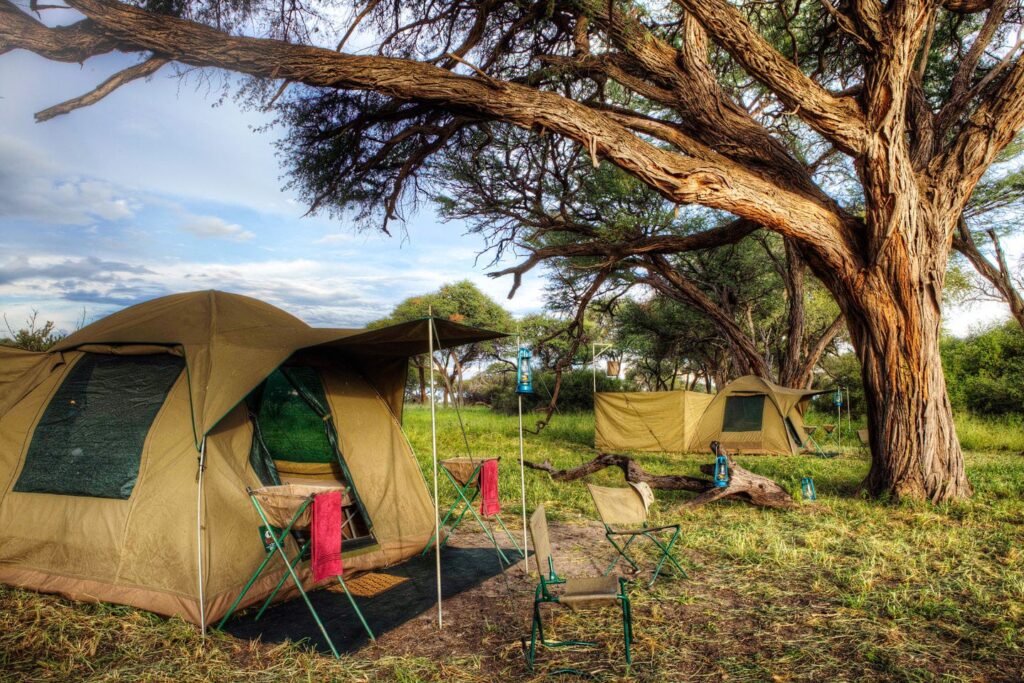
(369, 280, 512, 403)
(1, 312, 66, 352)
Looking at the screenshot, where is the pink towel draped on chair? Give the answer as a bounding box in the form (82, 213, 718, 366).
(479, 459, 501, 516)
(312, 490, 344, 581)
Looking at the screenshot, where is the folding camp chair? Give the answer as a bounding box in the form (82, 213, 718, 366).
(215, 484, 374, 658)
(421, 457, 523, 565)
(857, 429, 870, 453)
(587, 482, 687, 587)
(525, 505, 634, 671)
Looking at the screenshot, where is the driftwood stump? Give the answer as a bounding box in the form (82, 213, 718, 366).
(523, 450, 795, 510)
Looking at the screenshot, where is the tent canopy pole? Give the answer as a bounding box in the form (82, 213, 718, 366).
(429, 312, 442, 629)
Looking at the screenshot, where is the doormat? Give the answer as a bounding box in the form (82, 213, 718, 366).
(330, 571, 409, 597)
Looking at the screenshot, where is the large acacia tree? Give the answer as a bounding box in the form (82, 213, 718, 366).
(4, 0, 1024, 501)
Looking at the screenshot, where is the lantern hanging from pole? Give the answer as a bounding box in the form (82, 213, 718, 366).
(711, 441, 729, 488)
(606, 359, 621, 377)
(801, 477, 817, 501)
(516, 346, 534, 394)
(833, 388, 843, 407)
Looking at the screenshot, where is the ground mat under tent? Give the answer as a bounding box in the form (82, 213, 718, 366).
(223, 546, 519, 655)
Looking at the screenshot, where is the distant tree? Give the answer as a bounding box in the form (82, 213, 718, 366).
(370, 281, 512, 405)
(1, 311, 66, 351)
(942, 321, 1024, 415)
(614, 297, 726, 391)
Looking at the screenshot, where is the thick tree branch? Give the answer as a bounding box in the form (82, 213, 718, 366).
(953, 217, 1024, 327)
(934, 54, 1024, 213)
(674, 0, 867, 154)
(0, 2, 115, 61)
(486, 218, 760, 296)
(1, 0, 856, 265)
(35, 54, 167, 121)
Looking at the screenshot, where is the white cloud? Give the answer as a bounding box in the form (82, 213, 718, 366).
(179, 215, 255, 242)
(0, 136, 138, 225)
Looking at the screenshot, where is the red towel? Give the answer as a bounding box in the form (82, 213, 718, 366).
(479, 459, 500, 516)
(312, 490, 344, 581)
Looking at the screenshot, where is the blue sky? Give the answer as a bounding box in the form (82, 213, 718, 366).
(0, 34, 1016, 337)
(0, 48, 548, 333)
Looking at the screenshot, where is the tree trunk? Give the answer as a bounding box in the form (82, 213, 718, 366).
(417, 362, 427, 403)
(828, 204, 972, 502)
(847, 307, 971, 501)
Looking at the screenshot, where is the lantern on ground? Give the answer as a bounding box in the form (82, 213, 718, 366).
(801, 477, 817, 501)
(711, 441, 729, 488)
(516, 347, 534, 394)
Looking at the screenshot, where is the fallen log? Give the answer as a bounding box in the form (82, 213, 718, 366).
(522, 449, 795, 510)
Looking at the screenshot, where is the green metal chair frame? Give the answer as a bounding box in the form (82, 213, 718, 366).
(526, 505, 633, 672)
(587, 483, 687, 587)
(215, 486, 375, 658)
(421, 458, 523, 565)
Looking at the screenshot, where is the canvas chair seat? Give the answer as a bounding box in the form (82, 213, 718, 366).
(559, 576, 621, 609)
(440, 457, 498, 486)
(250, 484, 352, 529)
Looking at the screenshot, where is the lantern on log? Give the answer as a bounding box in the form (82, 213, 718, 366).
(516, 346, 534, 395)
(711, 441, 729, 488)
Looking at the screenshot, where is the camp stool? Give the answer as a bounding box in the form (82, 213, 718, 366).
(421, 457, 523, 565)
(216, 484, 375, 657)
(525, 505, 634, 672)
(587, 482, 687, 587)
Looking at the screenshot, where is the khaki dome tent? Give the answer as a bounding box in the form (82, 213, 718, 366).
(0, 290, 503, 626)
(691, 375, 827, 455)
(595, 391, 715, 452)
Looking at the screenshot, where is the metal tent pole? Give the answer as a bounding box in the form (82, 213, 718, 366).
(517, 335, 529, 573)
(196, 436, 207, 635)
(429, 312, 442, 629)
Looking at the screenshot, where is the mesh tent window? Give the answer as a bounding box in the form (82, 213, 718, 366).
(14, 353, 184, 499)
(247, 366, 374, 542)
(257, 367, 336, 464)
(722, 395, 765, 432)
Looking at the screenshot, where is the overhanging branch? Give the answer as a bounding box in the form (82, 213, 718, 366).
(35, 55, 167, 122)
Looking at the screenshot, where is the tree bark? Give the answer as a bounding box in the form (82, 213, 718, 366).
(829, 204, 972, 501)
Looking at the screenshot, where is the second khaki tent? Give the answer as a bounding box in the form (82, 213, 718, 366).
(594, 391, 714, 452)
(691, 375, 827, 455)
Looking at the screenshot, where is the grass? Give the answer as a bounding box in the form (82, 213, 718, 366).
(2, 406, 1023, 681)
